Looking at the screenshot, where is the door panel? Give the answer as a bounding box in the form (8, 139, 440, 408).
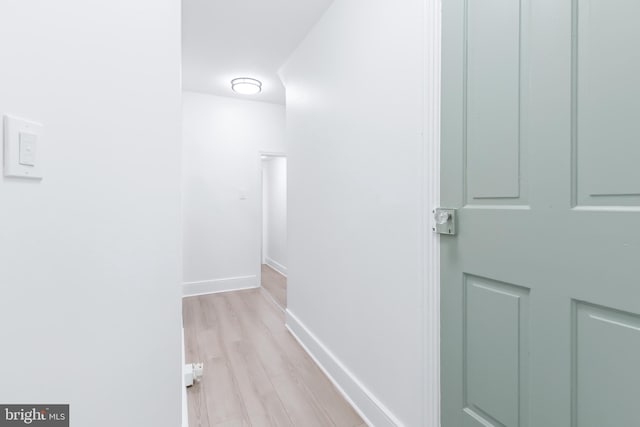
(464, 276, 530, 427)
(574, 302, 640, 427)
(441, 0, 640, 426)
(575, 0, 640, 207)
(466, 0, 523, 202)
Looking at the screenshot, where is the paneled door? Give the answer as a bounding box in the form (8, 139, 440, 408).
(441, 0, 640, 426)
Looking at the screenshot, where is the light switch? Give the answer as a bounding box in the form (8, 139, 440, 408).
(19, 132, 37, 166)
(3, 115, 43, 179)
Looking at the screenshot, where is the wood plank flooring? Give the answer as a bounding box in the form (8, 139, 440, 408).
(261, 264, 287, 309)
(183, 289, 364, 427)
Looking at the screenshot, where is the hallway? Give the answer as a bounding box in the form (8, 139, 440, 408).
(2, 0, 637, 425)
(183, 289, 364, 427)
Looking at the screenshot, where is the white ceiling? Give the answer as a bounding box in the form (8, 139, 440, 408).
(182, 0, 333, 104)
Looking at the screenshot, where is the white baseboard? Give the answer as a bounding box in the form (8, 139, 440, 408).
(285, 310, 403, 427)
(265, 257, 287, 276)
(182, 275, 258, 297)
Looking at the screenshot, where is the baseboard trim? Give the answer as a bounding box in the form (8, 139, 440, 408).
(265, 257, 287, 277)
(182, 275, 258, 297)
(285, 309, 403, 427)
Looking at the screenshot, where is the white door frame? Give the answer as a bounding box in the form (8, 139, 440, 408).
(423, 0, 442, 426)
(258, 151, 287, 290)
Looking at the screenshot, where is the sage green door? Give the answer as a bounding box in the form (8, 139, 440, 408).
(441, 0, 640, 426)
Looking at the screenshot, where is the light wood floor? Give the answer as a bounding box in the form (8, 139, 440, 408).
(183, 289, 364, 427)
(261, 264, 287, 309)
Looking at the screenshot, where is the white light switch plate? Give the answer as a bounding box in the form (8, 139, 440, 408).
(3, 115, 43, 179)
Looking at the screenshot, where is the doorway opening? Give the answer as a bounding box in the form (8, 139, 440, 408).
(259, 153, 287, 310)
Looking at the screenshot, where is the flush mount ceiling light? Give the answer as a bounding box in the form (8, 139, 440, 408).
(231, 77, 262, 95)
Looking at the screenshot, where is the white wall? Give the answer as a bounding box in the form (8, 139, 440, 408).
(0, 1, 182, 426)
(262, 156, 288, 274)
(280, 0, 427, 425)
(182, 92, 286, 293)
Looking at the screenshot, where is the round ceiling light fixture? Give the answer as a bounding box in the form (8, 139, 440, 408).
(231, 77, 262, 95)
